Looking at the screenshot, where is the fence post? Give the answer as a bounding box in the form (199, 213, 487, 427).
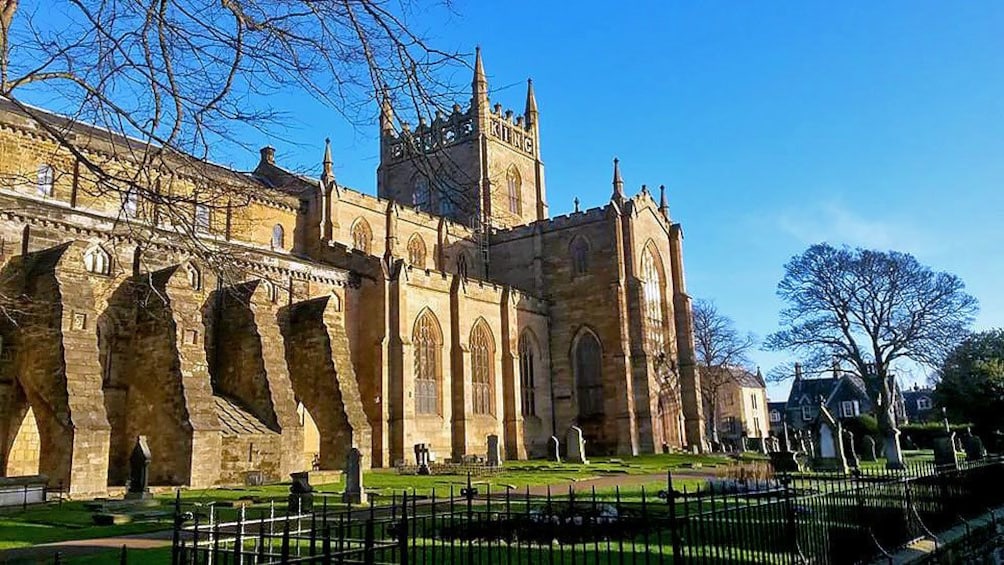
(781, 474, 800, 562)
(171, 490, 182, 565)
(364, 516, 376, 565)
(659, 470, 683, 561)
(120, 544, 128, 565)
(280, 516, 291, 562)
(399, 491, 410, 565)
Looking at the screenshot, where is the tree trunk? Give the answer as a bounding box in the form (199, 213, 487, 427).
(0, 0, 18, 94)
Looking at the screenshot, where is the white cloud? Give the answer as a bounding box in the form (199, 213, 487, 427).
(775, 200, 939, 254)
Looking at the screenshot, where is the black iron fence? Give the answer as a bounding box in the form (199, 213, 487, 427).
(168, 456, 1004, 565)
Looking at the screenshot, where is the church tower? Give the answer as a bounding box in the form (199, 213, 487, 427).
(377, 48, 548, 229)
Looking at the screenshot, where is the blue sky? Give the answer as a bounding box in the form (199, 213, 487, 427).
(262, 2, 1004, 401)
(25, 2, 1004, 401)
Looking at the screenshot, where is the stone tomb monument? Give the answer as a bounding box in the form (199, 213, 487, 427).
(932, 419, 960, 469)
(813, 403, 849, 474)
(414, 443, 431, 475)
(486, 435, 502, 467)
(342, 448, 367, 504)
(126, 436, 152, 500)
(962, 428, 987, 461)
(548, 436, 561, 463)
(768, 424, 802, 474)
(841, 429, 860, 469)
(288, 471, 314, 511)
(861, 436, 878, 462)
(567, 426, 589, 464)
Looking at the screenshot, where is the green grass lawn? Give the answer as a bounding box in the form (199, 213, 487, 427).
(0, 500, 171, 550)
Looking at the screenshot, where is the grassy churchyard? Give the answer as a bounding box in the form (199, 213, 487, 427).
(0, 452, 747, 563)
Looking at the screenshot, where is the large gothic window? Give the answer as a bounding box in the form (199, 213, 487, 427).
(574, 331, 604, 419)
(519, 331, 537, 417)
(506, 166, 521, 215)
(407, 234, 427, 268)
(570, 236, 590, 276)
(351, 219, 372, 254)
(470, 321, 495, 416)
(272, 224, 285, 250)
(641, 245, 667, 355)
(413, 310, 442, 415)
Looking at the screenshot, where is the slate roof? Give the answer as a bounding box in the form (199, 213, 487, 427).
(214, 395, 277, 437)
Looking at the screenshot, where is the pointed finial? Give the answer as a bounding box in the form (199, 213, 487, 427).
(380, 89, 394, 133)
(658, 184, 669, 218)
(524, 78, 538, 127)
(574, 197, 580, 213)
(321, 138, 333, 181)
(612, 157, 624, 200)
(472, 46, 488, 105)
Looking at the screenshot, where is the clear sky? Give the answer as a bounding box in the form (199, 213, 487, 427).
(254, 2, 1004, 401)
(28, 2, 1004, 401)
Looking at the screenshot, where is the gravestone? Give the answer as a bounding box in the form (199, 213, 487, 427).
(861, 436, 878, 462)
(288, 471, 313, 511)
(841, 429, 860, 469)
(567, 426, 589, 464)
(486, 435, 502, 467)
(126, 436, 152, 500)
(962, 428, 987, 461)
(813, 404, 848, 473)
(414, 443, 431, 475)
(548, 436, 561, 463)
(342, 448, 367, 504)
(932, 418, 959, 470)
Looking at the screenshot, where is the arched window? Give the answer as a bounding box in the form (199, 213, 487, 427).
(186, 263, 201, 290)
(195, 203, 212, 233)
(272, 224, 285, 250)
(519, 331, 537, 417)
(413, 177, 430, 210)
(470, 321, 495, 416)
(36, 164, 54, 197)
(570, 236, 590, 275)
(641, 245, 666, 355)
(407, 235, 427, 268)
(413, 310, 442, 415)
(350, 219, 372, 254)
(84, 245, 112, 276)
(574, 331, 604, 419)
(122, 189, 139, 218)
(438, 184, 457, 216)
(506, 166, 521, 215)
(263, 280, 277, 303)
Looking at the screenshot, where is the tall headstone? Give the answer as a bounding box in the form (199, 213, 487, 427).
(288, 471, 314, 511)
(486, 435, 502, 467)
(841, 429, 860, 469)
(962, 427, 987, 462)
(813, 403, 848, 474)
(342, 448, 367, 504)
(861, 436, 878, 462)
(567, 426, 589, 464)
(932, 418, 959, 470)
(414, 443, 431, 475)
(126, 436, 152, 500)
(548, 436, 561, 463)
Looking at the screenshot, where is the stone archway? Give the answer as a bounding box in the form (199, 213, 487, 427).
(298, 402, 321, 470)
(4, 404, 40, 477)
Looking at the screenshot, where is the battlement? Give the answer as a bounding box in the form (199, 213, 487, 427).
(490, 203, 610, 244)
(336, 184, 475, 238)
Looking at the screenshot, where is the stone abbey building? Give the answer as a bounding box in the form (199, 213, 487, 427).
(0, 50, 704, 497)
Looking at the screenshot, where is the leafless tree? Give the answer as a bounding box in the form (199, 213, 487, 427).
(693, 298, 756, 447)
(0, 0, 464, 277)
(765, 243, 978, 468)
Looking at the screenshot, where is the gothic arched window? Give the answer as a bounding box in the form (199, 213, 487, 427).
(413, 310, 442, 415)
(470, 320, 495, 416)
(84, 245, 112, 276)
(574, 330, 603, 419)
(272, 224, 285, 250)
(641, 245, 666, 355)
(506, 166, 521, 215)
(407, 235, 427, 268)
(186, 263, 201, 290)
(570, 236, 590, 276)
(413, 177, 430, 211)
(350, 219, 372, 254)
(519, 331, 537, 417)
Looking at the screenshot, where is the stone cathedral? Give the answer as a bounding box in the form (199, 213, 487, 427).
(0, 49, 705, 497)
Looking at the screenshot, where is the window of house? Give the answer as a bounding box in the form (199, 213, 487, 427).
(272, 224, 285, 250)
(519, 332, 536, 417)
(570, 237, 589, 276)
(770, 410, 781, 423)
(801, 406, 812, 421)
(36, 165, 54, 197)
(83, 246, 111, 276)
(407, 235, 426, 268)
(840, 400, 858, 418)
(506, 166, 521, 215)
(641, 246, 666, 355)
(917, 397, 932, 410)
(574, 332, 604, 419)
(350, 219, 372, 254)
(195, 203, 212, 233)
(413, 311, 442, 415)
(470, 322, 495, 415)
